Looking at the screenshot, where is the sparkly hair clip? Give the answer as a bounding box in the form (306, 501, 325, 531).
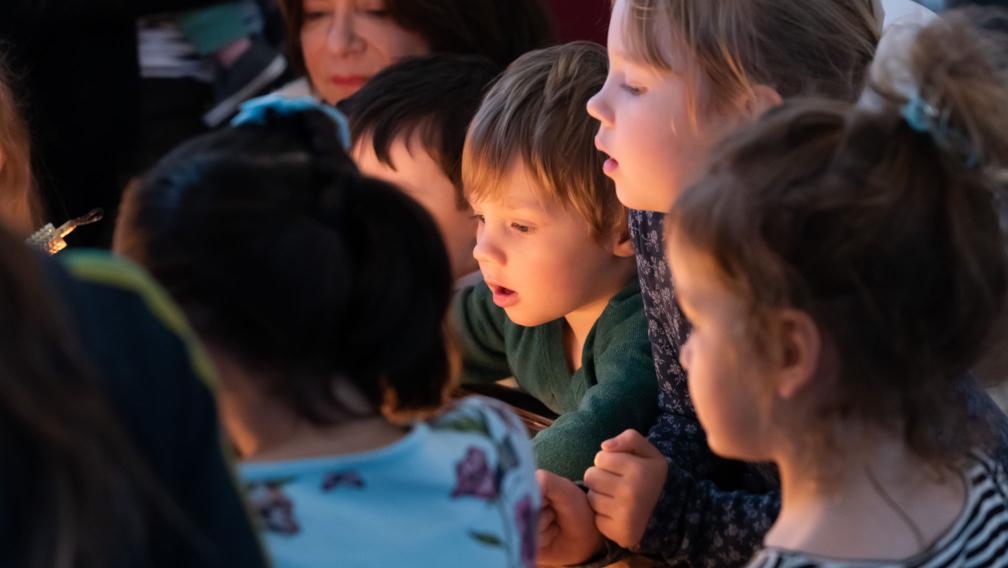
(26, 208, 104, 255)
(900, 93, 978, 167)
(230, 94, 351, 150)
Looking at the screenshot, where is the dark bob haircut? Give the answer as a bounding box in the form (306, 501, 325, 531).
(342, 54, 502, 210)
(114, 108, 455, 423)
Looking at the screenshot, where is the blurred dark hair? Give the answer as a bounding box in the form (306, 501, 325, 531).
(343, 54, 501, 210)
(279, 0, 553, 75)
(669, 8, 1008, 465)
(115, 108, 455, 424)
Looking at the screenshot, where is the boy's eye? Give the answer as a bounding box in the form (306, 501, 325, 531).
(471, 214, 485, 224)
(510, 222, 532, 234)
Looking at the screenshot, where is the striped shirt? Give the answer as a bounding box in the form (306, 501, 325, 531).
(748, 453, 1008, 568)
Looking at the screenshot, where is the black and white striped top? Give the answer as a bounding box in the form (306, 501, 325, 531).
(747, 453, 1008, 568)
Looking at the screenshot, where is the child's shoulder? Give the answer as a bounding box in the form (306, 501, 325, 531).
(429, 396, 531, 442)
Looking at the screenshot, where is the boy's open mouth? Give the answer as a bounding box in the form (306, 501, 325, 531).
(488, 283, 519, 308)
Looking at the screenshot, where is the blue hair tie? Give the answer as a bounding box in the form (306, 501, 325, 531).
(900, 93, 979, 168)
(900, 94, 940, 136)
(230, 94, 352, 150)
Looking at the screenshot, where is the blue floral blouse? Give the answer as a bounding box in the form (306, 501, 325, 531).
(239, 397, 539, 568)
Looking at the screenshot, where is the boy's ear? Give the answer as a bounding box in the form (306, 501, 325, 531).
(744, 85, 783, 119)
(772, 308, 821, 400)
(609, 228, 635, 258)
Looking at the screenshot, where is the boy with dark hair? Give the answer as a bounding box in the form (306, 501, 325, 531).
(343, 55, 501, 283)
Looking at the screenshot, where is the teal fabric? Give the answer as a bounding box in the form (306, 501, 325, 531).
(178, 2, 250, 55)
(452, 278, 659, 480)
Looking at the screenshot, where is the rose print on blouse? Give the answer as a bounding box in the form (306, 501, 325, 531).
(514, 495, 536, 568)
(246, 479, 300, 535)
(452, 447, 498, 500)
(441, 403, 535, 567)
(321, 471, 365, 492)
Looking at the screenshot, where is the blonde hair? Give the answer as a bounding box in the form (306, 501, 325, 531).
(463, 42, 627, 242)
(0, 59, 42, 236)
(621, 0, 879, 118)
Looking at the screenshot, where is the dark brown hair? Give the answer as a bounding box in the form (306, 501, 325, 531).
(115, 108, 455, 424)
(464, 42, 627, 242)
(343, 54, 502, 210)
(669, 9, 1008, 464)
(619, 0, 879, 118)
(280, 0, 553, 76)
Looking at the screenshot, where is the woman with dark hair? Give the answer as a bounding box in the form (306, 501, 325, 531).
(277, 0, 553, 103)
(113, 102, 540, 567)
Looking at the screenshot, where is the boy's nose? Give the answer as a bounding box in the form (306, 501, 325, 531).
(472, 232, 505, 266)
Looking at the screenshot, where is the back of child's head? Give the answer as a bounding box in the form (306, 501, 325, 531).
(115, 108, 455, 423)
(618, 0, 879, 115)
(343, 54, 502, 210)
(0, 57, 42, 235)
(463, 41, 626, 241)
(669, 8, 1008, 464)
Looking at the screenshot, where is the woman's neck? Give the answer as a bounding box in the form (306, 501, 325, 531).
(768, 424, 965, 561)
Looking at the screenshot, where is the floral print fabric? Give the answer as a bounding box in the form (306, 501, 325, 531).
(240, 397, 539, 568)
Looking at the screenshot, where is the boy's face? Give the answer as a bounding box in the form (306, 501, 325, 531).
(587, 0, 740, 213)
(470, 161, 631, 327)
(666, 230, 775, 462)
(353, 135, 478, 280)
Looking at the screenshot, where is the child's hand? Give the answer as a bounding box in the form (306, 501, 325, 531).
(583, 429, 667, 549)
(536, 469, 604, 566)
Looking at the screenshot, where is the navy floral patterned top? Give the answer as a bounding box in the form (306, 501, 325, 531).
(239, 397, 539, 568)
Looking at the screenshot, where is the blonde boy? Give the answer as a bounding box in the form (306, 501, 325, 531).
(452, 42, 658, 480)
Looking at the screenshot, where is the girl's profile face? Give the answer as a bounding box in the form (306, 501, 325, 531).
(587, 0, 741, 213)
(667, 229, 775, 462)
(300, 0, 431, 104)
